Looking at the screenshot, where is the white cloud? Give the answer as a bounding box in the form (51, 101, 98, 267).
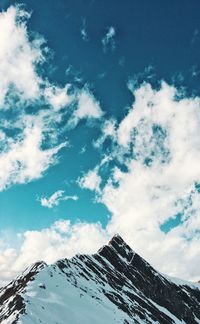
(80, 19, 89, 42)
(77, 90, 102, 118)
(0, 220, 107, 286)
(1, 4, 200, 286)
(44, 84, 73, 111)
(0, 5, 43, 106)
(77, 81, 200, 282)
(0, 121, 66, 191)
(102, 26, 116, 52)
(112, 166, 123, 183)
(0, 5, 102, 191)
(3, 78, 200, 286)
(100, 81, 200, 282)
(40, 190, 78, 209)
(78, 168, 101, 192)
(80, 28, 87, 41)
(52, 220, 71, 233)
(68, 89, 104, 128)
(94, 119, 116, 148)
(0, 5, 69, 190)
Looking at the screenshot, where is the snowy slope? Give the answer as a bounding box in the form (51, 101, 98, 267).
(0, 235, 200, 324)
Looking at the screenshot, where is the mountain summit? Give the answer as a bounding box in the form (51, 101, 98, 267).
(0, 235, 200, 323)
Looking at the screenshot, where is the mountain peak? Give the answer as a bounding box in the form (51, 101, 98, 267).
(22, 261, 47, 276)
(108, 233, 126, 246)
(98, 234, 135, 267)
(1, 237, 200, 324)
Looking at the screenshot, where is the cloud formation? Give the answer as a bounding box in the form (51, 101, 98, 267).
(0, 6, 43, 106)
(0, 5, 103, 192)
(78, 81, 200, 282)
(0, 5, 67, 189)
(0, 220, 107, 286)
(102, 26, 116, 52)
(1, 71, 200, 285)
(1, 5, 200, 287)
(2, 79, 200, 285)
(44, 84, 73, 111)
(78, 168, 101, 192)
(0, 123, 66, 191)
(68, 88, 103, 128)
(80, 18, 89, 42)
(40, 190, 78, 208)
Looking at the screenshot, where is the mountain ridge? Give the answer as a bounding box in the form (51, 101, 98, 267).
(0, 235, 200, 323)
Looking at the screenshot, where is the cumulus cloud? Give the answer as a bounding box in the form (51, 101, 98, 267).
(2, 4, 200, 286)
(0, 5, 43, 106)
(105, 82, 200, 281)
(3, 77, 200, 287)
(40, 190, 78, 208)
(78, 168, 101, 192)
(0, 220, 107, 286)
(102, 26, 116, 52)
(77, 81, 200, 282)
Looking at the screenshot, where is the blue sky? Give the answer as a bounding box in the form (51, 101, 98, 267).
(1, 0, 200, 284)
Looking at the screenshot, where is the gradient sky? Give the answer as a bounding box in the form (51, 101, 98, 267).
(1, 0, 200, 285)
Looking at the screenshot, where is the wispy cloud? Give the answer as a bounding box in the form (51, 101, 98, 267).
(191, 28, 199, 44)
(40, 190, 78, 209)
(80, 18, 89, 42)
(102, 26, 116, 52)
(79, 145, 86, 154)
(67, 88, 104, 128)
(0, 6, 71, 191)
(0, 124, 66, 191)
(190, 65, 200, 78)
(0, 5, 103, 191)
(93, 119, 116, 148)
(44, 84, 73, 111)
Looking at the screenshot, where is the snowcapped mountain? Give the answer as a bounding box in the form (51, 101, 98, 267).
(0, 235, 200, 323)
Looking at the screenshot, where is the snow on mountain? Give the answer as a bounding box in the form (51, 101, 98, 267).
(0, 235, 200, 323)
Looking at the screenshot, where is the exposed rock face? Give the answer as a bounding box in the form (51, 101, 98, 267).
(0, 235, 200, 323)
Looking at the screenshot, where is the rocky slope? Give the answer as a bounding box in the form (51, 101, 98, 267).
(0, 235, 200, 323)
